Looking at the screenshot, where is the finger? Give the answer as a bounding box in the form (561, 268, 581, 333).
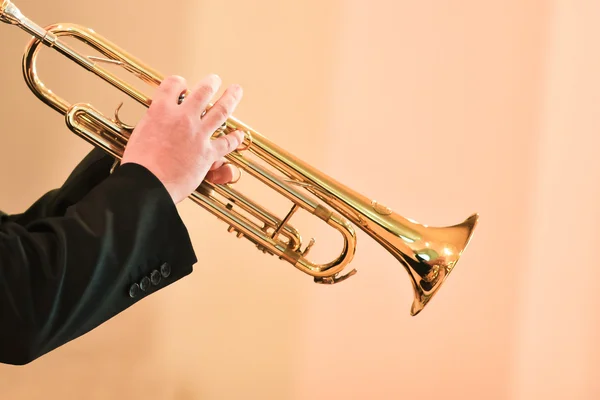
(152, 75, 187, 108)
(200, 84, 243, 134)
(204, 163, 240, 184)
(211, 130, 245, 158)
(209, 157, 227, 171)
(182, 74, 222, 114)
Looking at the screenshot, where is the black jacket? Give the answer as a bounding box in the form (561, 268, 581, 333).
(0, 148, 197, 365)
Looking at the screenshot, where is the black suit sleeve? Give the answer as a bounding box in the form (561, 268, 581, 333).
(0, 159, 197, 366)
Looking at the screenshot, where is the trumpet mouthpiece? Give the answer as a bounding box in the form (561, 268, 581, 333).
(0, 1, 50, 42)
(0, 1, 23, 25)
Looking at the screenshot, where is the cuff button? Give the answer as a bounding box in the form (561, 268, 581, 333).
(160, 262, 171, 278)
(151, 270, 161, 285)
(129, 283, 141, 298)
(140, 276, 151, 291)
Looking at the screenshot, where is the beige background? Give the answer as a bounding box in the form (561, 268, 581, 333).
(0, 0, 598, 399)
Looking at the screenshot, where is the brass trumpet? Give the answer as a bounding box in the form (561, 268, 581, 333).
(0, 0, 479, 316)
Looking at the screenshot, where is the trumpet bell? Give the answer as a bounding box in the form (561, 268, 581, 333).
(388, 213, 479, 316)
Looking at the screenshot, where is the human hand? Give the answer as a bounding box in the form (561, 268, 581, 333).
(121, 74, 245, 204)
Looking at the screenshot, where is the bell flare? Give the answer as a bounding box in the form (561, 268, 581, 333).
(408, 213, 479, 316)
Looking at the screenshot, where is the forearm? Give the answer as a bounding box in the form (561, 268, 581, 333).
(0, 162, 197, 365)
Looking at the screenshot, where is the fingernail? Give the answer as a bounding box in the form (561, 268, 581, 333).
(209, 74, 222, 85)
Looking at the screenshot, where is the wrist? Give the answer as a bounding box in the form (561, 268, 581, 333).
(120, 160, 180, 204)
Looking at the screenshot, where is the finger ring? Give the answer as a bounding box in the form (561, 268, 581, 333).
(223, 161, 242, 184)
(237, 130, 253, 151)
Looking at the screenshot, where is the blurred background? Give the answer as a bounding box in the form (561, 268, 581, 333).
(0, 0, 599, 399)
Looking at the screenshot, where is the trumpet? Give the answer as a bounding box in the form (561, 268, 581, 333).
(0, 0, 479, 316)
